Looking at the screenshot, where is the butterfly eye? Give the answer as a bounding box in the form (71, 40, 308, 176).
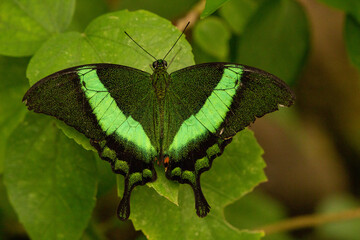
(163, 60, 168, 67)
(152, 61, 157, 68)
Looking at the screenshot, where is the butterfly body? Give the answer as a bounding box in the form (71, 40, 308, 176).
(151, 60, 170, 162)
(23, 59, 294, 220)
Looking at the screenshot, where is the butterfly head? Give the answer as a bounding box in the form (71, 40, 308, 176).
(152, 59, 168, 69)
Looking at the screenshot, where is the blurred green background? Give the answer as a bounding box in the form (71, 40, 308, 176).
(1, 0, 360, 239)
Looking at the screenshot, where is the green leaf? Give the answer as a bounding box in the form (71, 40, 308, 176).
(116, 165, 180, 206)
(219, 0, 260, 35)
(69, 0, 109, 32)
(147, 165, 179, 205)
(4, 113, 97, 240)
(192, 42, 221, 64)
(80, 221, 106, 240)
(225, 192, 294, 240)
(55, 120, 96, 152)
(345, 15, 360, 70)
(193, 17, 231, 60)
(26, 9, 194, 203)
(0, 0, 75, 56)
(127, 129, 266, 239)
(115, 0, 198, 20)
(315, 195, 360, 240)
(237, 0, 309, 85)
(201, 0, 230, 18)
(0, 178, 21, 239)
(27, 10, 194, 84)
(317, 0, 360, 22)
(0, 56, 29, 174)
(95, 154, 116, 197)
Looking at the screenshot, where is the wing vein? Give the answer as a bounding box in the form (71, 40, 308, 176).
(170, 90, 213, 133)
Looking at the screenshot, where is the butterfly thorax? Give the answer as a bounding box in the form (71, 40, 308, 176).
(151, 59, 170, 100)
(151, 60, 171, 163)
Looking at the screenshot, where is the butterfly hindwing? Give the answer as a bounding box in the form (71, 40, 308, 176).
(165, 63, 295, 217)
(23, 64, 158, 220)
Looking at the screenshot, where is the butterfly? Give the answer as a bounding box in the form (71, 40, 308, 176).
(23, 24, 295, 220)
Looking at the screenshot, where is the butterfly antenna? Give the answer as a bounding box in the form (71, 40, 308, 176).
(163, 21, 190, 60)
(124, 31, 157, 61)
(167, 47, 182, 69)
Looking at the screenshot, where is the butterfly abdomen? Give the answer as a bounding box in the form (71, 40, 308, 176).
(151, 68, 171, 164)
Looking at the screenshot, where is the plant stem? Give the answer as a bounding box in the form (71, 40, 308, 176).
(257, 207, 360, 235)
(175, 0, 205, 30)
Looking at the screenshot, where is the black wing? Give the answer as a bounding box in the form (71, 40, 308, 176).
(164, 63, 294, 217)
(23, 64, 159, 220)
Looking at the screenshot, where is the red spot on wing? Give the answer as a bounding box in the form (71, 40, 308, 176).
(164, 156, 170, 171)
(164, 156, 170, 165)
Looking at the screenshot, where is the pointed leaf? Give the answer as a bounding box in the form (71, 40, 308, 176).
(201, 0, 230, 18)
(116, 0, 198, 20)
(147, 165, 179, 205)
(219, 0, 260, 35)
(0, 56, 29, 174)
(193, 17, 231, 60)
(237, 0, 309, 85)
(128, 129, 266, 240)
(69, 0, 109, 31)
(27, 10, 194, 84)
(95, 154, 116, 197)
(116, 164, 180, 207)
(0, 0, 75, 56)
(4, 113, 97, 240)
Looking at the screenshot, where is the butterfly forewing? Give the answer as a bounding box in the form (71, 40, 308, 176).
(166, 63, 295, 156)
(23, 66, 106, 141)
(219, 65, 295, 138)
